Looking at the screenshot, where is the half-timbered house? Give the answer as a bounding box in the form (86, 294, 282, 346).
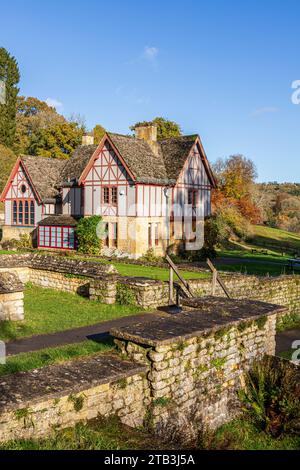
(1, 124, 216, 257)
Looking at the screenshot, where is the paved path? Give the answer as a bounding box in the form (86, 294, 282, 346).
(5, 309, 300, 357)
(5, 311, 167, 356)
(276, 328, 300, 354)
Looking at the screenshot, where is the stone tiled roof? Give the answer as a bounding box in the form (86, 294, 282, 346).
(108, 133, 170, 184)
(61, 144, 97, 183)
(159, 135, 198, 181)
(38, 215, 80, 227)
(20, 132, 214, 196)
(21, 156, 66, 201)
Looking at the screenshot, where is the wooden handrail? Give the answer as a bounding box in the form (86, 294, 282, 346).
(206, 258, 231, 299)
(165, 254, 194, 300)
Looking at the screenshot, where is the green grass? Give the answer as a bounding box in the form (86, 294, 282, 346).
(250, 225, 300, 253)
(206, 419, 300, 450)
(113, 262, 208, 281)
(215, 225, 300, 276)
(77, 255, 209, 281)
(216, 262, 290, 276)
(0, 339, 114, 377)
(0, 416, 171, 450)
(0, 285, 142, 342)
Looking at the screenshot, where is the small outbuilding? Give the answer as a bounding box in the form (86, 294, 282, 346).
(37, 215, 79, 251)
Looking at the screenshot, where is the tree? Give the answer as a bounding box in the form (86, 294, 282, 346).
(130, 117, 182, 140)
(212, 154, 262, 226)
(213, 154, 257, 200)
(93, 124, 106, 144)
(0, 144, 17, 192)
(0, 48, 20, 148)
(15, 96, 65, 154)
(28, 121, 83, 159)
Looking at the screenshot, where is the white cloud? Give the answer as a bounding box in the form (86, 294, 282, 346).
(143, 46, 159, 61)
(46, 98, 63, 110)
(251, 106, 279, 117)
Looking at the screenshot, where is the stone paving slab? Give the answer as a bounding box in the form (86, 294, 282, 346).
(111, 296, 286, 347)
(0, 353, 147, 412)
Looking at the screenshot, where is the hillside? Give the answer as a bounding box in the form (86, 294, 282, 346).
(256, 183, 300, 233)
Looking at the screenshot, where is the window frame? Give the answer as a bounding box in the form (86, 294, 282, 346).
(38, 225, 76, 250)
(102, 186, 118, 206)
(12, 199, 35, 226)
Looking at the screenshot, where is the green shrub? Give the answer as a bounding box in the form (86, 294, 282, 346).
(16, 234, 32, 249)
(239, 358, 300, 437)
(140, 248, 159, 263)
(76, 216, 103, 255)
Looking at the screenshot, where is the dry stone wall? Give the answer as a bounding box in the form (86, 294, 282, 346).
(1, 254, 300, 314)
(0, 298, 287, 444)
(111, 297, 284, 443)
(0, 354, 149, 443)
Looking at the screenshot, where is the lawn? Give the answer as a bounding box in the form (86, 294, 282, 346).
(216, 261, 290, 276)
(113, 262, 209, 281)
(0, 285, 142, 342)
(0, 339, 114, 377)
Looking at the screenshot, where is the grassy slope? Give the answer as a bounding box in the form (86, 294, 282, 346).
(0, 285, 141, 342)
(217, 225, 300, 276)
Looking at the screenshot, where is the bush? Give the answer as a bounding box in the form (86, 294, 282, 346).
(140, 248, 160, 263)
(239, 357, 300, 437)
(16, 234, 32, 249)
(1, 239, 18, 250)
(76, 216, 103, 255)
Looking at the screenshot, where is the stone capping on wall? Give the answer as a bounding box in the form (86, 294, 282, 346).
(0, 253, 117, 278)
(0, 272, 24, 294)
(110, 296, 286, 347)
(0, 354, 147, 414)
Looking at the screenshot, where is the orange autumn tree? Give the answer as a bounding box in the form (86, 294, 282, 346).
(212, 155, 262, 224)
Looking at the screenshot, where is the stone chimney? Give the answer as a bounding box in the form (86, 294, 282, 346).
(134, 124, 159, 155)
(82, 133, 94, 145)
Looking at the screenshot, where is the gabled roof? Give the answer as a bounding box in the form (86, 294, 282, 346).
(61, 144, 98, 183)
(77, 132, 216, 186)
(107, 133, 169, 184)
(1, 155, 66, 203)
(1, 130, 216, 204)
(159, 135, 198, 181)
(21, 156, 66, 201)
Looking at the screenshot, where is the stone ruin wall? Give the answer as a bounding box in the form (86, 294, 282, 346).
(0, 254, 299, 318)
(0, 303, 281, 444)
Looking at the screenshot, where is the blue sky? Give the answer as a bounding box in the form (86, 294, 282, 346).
(1, 0, 300, 182)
